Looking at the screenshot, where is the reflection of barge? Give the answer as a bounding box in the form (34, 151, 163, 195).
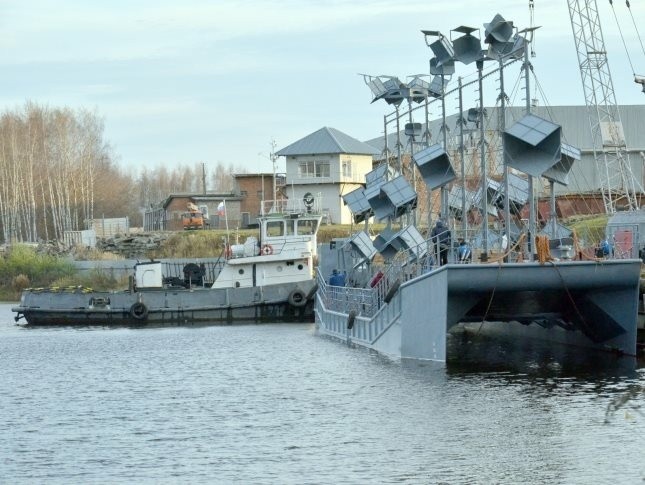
(13, 199, 321, 326)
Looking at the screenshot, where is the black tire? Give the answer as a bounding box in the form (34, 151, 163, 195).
(288, 288, 307, 308)
(130, 302, 148, 321)
(347, 310, 357, 330)
(383, 279, 401, 304)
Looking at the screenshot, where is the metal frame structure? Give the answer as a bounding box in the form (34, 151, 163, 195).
(568, 0, 641, 213)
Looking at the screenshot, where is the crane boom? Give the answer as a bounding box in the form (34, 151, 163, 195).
(567, 0, 640, 213)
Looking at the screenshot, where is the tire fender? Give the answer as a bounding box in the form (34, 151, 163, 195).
(130, 302, 149, 320)
(288, 288, 307, 307)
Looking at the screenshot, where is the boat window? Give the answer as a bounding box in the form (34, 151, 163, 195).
(297, 219, 318, 235)
(266, 220, 284, 236)
(286, 220, 295, 236)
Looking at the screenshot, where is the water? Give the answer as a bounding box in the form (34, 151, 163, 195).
(0, 302, 643, 484)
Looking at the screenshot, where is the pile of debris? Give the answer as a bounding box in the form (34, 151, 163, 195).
(96, 233, 170, 258)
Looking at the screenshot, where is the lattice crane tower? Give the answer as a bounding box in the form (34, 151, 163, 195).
(567, 0, 640, 213)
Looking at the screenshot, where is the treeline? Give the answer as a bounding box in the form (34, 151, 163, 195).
(0, 102, 244, 243)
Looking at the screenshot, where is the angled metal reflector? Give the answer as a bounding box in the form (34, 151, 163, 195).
(428, 75, 449, 98)
(369, 175, 418, 221)
(428, 36, 454, 66)
(342, 187, 373, 224)
(430, 57, 455, 76)
(413, 143, 457, 190)
(484, 14, 514, 44)
(364, 164, 390, 203)
(342, 231, 377, 262)
(473, 183, 498, 216)
(447, 186, 475, 219)
(367, 77, 388, 101)
(380, 76, 405, 106)
(492, 172, 529, 215)
(373, 227, 398, 261)
(406, 75, 430, 103)
(504, 114, 562, 177)
(390, 225, 427, 262)
(452, 26, 482, 65)
(543, 143, 580, 186)
(487, 34, 525, 60)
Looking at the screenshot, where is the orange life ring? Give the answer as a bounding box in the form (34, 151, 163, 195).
(261, 244, 273, 256)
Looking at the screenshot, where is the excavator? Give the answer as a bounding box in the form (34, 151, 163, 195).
(181, 202, 210, 230)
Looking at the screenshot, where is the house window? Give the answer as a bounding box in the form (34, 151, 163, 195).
(240, 190, 248, 197)
(299, 160, 330, 178)
(342, 159, 352, 178)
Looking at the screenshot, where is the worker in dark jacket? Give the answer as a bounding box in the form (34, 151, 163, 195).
(431, 219, 451, 265)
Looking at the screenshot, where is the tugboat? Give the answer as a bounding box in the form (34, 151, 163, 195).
(12, 198, 321, 326)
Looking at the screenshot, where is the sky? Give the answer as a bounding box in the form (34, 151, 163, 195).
(1, 0, 643, 175)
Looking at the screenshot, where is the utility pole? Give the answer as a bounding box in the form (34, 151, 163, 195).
(270, 139, 278, 203)
(201, 162, 207, 195)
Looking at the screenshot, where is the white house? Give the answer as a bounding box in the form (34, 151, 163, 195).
(277, 127, 380, 224)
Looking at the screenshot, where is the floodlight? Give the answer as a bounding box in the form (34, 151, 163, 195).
(368, 175, 417, 221)
(405, 123, 423, 137)
(343, 187, 373, 224)
(413, 143, 456, 190)
(406, 75, 430, 103)
(342, 231, 377, 262)
(428, 75, 449, 98)
(484, 14, 514, 44)
(452, 26, 483, 65)
(504, 114, 562, 178)
(422, 30, 454, 66)
(467, 107, 487, 123)
(429, 57, 455, 76)
(543, 143, 580, 186)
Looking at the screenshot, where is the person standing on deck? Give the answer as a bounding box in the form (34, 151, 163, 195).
(431, 219, 451, 266)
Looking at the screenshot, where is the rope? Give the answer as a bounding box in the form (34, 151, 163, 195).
(626, 0, 645, 58)
(477, 259, 504, 334)
(610, 0, 637, 75)
(536, 235, 552, 264)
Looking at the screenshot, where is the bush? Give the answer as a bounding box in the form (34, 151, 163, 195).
(0, 245, 74, 288)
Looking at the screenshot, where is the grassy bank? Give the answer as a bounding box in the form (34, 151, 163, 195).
(0, 245, 126, 301)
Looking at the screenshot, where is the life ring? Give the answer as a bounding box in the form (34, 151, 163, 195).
(261, 244, 273, 256)
(129, 302, 148, 320)
(288, 288, 307, 307)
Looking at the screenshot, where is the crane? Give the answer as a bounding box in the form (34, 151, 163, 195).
(567, 0, 641, 213)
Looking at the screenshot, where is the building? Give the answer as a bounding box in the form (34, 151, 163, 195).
(143, 193, 243, 231)
(277, 127, 380, 224)
(233, 173, 286, 227)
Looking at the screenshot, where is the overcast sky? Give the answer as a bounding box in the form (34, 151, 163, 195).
(1, 0, 643, 175)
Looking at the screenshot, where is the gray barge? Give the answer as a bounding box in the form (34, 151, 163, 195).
(13, 199, 321, 326)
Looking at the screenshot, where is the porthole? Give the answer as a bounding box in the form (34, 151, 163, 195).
(297, 264, 303, 270)
(238, 268, 244, 275)
(276, 265, 283, 272)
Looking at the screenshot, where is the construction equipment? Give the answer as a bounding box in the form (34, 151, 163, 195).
(182, 202, 210, 230)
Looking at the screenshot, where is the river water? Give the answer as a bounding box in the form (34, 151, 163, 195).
(0, 302, 643, 484)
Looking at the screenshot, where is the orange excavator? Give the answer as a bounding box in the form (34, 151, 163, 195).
(181, 202, 209, 230)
